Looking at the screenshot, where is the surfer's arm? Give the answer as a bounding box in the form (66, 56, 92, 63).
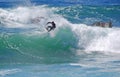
(47, 22, 51, 24)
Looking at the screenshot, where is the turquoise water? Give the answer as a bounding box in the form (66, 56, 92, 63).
(0, 0, 120, 77)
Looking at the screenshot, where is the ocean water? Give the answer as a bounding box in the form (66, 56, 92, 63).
(0, 0, 120, 77)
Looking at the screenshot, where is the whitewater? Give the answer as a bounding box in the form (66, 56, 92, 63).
(0, 1, 120, 77)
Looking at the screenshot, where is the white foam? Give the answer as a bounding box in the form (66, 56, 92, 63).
(0, 6, 50, 28)
(0, 69, 21, 76)
(68, 21, 120, 53)
(86, 29, 120, 53)
(0, 5, 69, 34)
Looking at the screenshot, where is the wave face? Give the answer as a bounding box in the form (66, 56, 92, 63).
(0, 4, 120, 64)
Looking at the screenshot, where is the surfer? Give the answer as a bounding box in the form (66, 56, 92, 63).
(46, 21, 56, 32)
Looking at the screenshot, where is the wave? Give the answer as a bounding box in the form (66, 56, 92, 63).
(0, 5, 120, 64)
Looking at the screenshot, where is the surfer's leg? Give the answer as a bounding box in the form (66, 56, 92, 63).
(46, 26, 52, 32)
(46, 26, 50, 30)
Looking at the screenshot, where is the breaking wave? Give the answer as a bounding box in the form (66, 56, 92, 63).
(0, 5, 120, 64)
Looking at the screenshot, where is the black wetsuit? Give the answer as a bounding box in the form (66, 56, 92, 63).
(46, 21, 56, 32)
